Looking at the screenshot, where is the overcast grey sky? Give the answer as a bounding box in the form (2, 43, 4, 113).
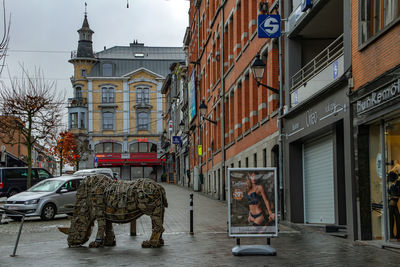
(1, 0, 189, 127)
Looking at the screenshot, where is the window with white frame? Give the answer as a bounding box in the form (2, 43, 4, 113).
(101, 87, 115, 103)
(80, 112, 85, 129)
(75, 87, 82, 99)
(70, 113, 78, 128)
(138, 112, 149, 130)
(359, 0, 400, 45)
(136, 87, 150, 104)
(102, 112, 114, 130)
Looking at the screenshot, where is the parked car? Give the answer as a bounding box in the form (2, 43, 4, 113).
(4, 175, 84, 221)
(73, 168, 117, 181)
(113, 172, 121, 181)
(0, 167, 53, 197)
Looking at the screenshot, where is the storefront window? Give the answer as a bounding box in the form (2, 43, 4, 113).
(104, 143, 113, 153)
(114, 143, 122, 153)
(139, 142, 148, 152)
(129, 143, 138, 153)
(385, 119, 400, 241)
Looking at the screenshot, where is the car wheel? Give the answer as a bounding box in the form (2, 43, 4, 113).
(41, 203, 56, 220)
(8, 190, 18, 197)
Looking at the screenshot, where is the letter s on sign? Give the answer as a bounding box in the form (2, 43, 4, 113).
(264, 17, 280, 34)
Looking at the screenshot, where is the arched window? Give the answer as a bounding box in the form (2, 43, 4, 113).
(138, 112, 149, 130)
(102, 112, 114, 130)
(102, 63, 113, 76)
(129, 143, 139, 153)
(101, 87, 114, 103)
(95, 142, 122, 153)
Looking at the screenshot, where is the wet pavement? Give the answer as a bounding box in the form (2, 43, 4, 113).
(1, 183, 400, 266)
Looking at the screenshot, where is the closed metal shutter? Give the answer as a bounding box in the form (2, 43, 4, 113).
(303, 135, 335, 224)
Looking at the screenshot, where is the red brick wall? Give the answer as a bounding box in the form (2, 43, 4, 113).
(352, 0, 400, 90)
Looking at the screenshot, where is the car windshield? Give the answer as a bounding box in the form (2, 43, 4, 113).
(28, 180, 64, 192)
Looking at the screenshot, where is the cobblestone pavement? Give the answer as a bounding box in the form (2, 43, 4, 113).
(1, 184, 400, 266)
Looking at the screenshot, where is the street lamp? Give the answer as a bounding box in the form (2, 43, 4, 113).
(179, 120, 185, 132)
(199, 100, 217, 125)
(251, 55, 280, 94)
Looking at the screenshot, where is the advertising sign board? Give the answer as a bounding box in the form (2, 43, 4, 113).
(188, 70, 196, 123)
(228, 168, 278, 237)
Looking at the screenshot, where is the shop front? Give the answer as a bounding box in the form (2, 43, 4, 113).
(283, 83, 355, 237)
(352, 66, 400, 245)
(94, 141, 164, 181)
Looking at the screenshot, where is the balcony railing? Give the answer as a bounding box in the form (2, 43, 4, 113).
(68, 97, 88, 108)
(291, 34, 344, 92)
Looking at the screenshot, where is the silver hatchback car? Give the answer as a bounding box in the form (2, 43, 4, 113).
(4, 175, 84, 221)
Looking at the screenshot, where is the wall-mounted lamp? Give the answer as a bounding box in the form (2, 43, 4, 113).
(251, 55, 280, 94)
(199, 100, 217, 125)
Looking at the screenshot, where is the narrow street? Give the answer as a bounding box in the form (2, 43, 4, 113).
(1, 183, 400, 266)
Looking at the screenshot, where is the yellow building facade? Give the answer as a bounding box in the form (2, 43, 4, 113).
(68, 14, 184, 180)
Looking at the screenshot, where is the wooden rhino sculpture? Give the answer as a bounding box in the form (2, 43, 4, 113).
(59, 175, 168, 248)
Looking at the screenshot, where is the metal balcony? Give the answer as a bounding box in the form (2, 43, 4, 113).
(291, 34, 344, 91)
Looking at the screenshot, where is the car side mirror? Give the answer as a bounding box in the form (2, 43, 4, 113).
(60, 188, 68, 194)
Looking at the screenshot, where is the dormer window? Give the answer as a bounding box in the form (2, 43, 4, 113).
(102, 63, 113, 76)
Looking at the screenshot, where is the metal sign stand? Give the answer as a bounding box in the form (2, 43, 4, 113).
(232, 237, 276, 256)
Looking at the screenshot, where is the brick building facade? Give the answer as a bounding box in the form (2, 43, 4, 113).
(184, 0, 281, 200)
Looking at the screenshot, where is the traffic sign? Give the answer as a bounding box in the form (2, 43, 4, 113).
(172, 136, 182, 145)
(257, 14, 281, 38)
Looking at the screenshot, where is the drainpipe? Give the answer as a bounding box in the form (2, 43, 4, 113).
(278, 0, 284, 219)
(197, 2, 201, 191)
(220, 2, 226, 201)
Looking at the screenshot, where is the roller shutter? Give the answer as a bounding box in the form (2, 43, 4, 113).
(303, 135, 335, 224)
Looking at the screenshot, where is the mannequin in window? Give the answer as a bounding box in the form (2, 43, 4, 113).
(388, 171, 400, 240)
(391, 160, 400, 175)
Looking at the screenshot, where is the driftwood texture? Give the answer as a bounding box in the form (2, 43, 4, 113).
(59, 175, 168, 248)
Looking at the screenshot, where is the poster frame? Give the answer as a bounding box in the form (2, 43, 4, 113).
(227, 167, 278, 238)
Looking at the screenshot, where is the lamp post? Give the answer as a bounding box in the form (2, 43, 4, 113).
(199, 100, 217, 125)
(250, 54, 284, 220)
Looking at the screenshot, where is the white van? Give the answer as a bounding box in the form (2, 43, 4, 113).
(73, 168, 116, 180)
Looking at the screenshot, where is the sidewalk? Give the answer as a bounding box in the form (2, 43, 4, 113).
(0, 183, 400, 266)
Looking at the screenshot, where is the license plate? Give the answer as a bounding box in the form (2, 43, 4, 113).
(7, 206, 19, 210)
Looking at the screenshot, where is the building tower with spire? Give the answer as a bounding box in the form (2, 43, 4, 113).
(68, 12, 97, 170)
(68, 11, 184, 178)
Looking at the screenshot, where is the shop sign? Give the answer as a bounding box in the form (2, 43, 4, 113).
(138, 138, 148, 142)
(198, 145, 202, 156)
(227, 168, 278, 237)
(121, 153, 130, 159)
(356, 79, 400, 114)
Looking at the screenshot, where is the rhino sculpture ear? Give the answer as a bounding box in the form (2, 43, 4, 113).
(58, 227, 70, 235)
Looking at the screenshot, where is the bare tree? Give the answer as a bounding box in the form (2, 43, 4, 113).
(0, 0, 10, 75)
(0, 65, 64, 188)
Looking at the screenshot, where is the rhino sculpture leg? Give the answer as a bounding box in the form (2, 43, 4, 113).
(142, 211, 165, 248)
(104, 220, 116, 246)
(89, 194, 107, 248)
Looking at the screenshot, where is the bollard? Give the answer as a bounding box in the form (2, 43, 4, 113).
(130, 220, 137, 236)
(190, 193, 193, 235)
